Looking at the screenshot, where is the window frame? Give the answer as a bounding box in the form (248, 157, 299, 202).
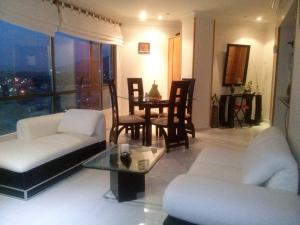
(0, 22, 117, 135)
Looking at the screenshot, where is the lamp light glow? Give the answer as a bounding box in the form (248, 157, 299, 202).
(139, 11, 147, 21)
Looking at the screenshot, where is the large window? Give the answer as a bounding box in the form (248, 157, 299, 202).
(0, 21, 116, 135)
(102, 44, 114, 84)
(54, 33, 103, 111)
(0, 21, 52, 135)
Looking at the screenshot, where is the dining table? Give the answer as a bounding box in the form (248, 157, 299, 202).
(119, 96, 169, 146)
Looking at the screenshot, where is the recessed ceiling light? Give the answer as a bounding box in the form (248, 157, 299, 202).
(139, 11, 147, 21)
(256, 16, 262, 21)
(158, 15, 163, 20)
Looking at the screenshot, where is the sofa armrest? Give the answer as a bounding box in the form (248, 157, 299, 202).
(93, 111, 106, 142)
(0, 132, 17, 142)
(17, 113, 64, 141)
(163, 175, 300, 225)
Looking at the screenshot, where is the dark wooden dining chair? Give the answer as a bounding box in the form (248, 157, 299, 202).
(127, 78, 145, 116)
(182, 78, 196, 138)
(108, 80, 145, 144)
(234, 93, 255, 127)
(151, 81, 190, 152)
(127, 78, 159, 138)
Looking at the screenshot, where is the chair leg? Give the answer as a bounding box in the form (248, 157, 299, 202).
(234, 111, 243, 128)
(186, 119, 196, 138)
(110, 126, 119, 144)
(185, 134, 189, 149)
(142, 125, 145, 145)
(191, 124, 195, 138)
(165, 138, 170, 153)
(130, 125, 135, 139)
(134, 125, 140, 139)
(109, 126, 116, 143)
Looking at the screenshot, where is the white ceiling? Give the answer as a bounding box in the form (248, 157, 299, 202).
(65, 0, 277, 24)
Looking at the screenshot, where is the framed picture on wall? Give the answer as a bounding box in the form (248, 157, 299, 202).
(138, 42, 150, 54)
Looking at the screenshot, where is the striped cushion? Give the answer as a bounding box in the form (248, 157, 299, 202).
(119, 115, 145, 124)
(151, 117, 179, 126)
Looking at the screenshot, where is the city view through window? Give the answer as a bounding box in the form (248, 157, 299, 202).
(0, 20, 115, 135)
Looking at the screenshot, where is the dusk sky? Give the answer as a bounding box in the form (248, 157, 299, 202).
(0, 20, 50, 74)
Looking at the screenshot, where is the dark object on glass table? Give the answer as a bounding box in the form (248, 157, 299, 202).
(108, 79, 145, 144)
(223, 44, 250, 86)
(120, 152, 132, 168)
(182, 78, 196, 138)
(151, 81, 190, 151)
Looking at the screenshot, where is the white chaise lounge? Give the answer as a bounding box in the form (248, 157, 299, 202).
(0, 109, 106, 199)
(163, 127, 300, 225)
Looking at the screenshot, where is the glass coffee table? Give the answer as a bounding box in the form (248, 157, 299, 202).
(83, 144, 165, 202)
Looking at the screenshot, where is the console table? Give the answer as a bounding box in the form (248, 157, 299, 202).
(219, 94, 262, 128)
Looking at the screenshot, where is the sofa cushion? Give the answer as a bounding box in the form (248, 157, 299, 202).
(265, 163, 299, 193)
(17, 113, 64, 141)
(247, 126, 286, 149)
(188, 161, 241, 182)
(196, 147, 244, 168)
(242, 127, 298, 193)
(163, 175, 300, 225)
(0, 133, 98, 173)
(57, 109, 101, 136)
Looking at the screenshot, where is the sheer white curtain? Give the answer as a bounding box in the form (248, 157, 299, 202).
(0, 0, 123, 44)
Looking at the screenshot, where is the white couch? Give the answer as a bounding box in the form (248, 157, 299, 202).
(163, 127, 300, 225)
(0, 109, 106, 199)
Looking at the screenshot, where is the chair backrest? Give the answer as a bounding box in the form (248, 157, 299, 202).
(168, 81, 190, 131)
(127, 78, 144, 114)
(108, 79, 119, 126)
(182, 78, 196, 116)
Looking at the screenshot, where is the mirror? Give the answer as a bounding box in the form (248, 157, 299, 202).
(223, 44, 251, 86)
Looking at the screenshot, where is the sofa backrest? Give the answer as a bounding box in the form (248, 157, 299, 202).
(17, 110, 106, 142)
(17, 113, 64, 141)
(57, 109, 106, 141)
(242, 127, 298, 193)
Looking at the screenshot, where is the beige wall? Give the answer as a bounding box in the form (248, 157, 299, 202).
(181, 15, 194, 78)
(192, 16, 214, 128)
(212, 20, 275, 122)
(262, 26, 277, 122)
(118, 22, 180, 115)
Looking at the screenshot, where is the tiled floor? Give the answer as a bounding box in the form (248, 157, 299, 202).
(0, 124, 269, 225)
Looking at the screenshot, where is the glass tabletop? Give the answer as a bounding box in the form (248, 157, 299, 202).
(83, 144, 165, 174)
